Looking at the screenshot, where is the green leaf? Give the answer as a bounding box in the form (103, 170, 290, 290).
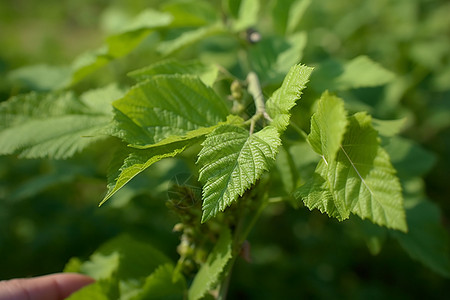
(128, 59, 219, 86)
(188, 228, 233, 300)
(310, 55, 396, 92)
(80, 234, 172, 281)
(101, 140, 193, 206)
(296, 112, 407, 231)
(132, 264, 186, 300)
(249, 33, 308, 84)
(0, 87, 121, 159)
(384, 137, 437, 179)
(371, 118, 406, 137)
(112, 75, 229, 147)
(161, 0, 219, 27)
(286, 0, 311, 34)
(7, 64, 71, 91)
(266, 64, 314, 132)
(157, 23, 224, 56)
(197, 125, 281, 222)
(233, 0, 260, 31)
(392, 199, 450, 277)
(307, 91, 348, 164)
(68, 9, 172, 86)
(65, 278, 119, 300)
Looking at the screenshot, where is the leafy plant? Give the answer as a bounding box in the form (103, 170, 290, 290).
(1, 0, 449, 299)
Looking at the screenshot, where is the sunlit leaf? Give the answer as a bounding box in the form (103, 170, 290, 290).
(197, 125, 280, 222)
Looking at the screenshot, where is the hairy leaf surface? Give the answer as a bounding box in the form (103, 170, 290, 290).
(197, 125, 281, 222)
(112, 75, 229, 147)
(297, 112, 407, 231)
(266, 64, 313, 132)
(0, 86, 123, 159)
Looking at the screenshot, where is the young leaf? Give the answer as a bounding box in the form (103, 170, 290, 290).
(101, 140, 195, 206)
(128, 59, 219, 86)
(7, 64, 71, 91)
(188, 228, 232, 300)
(0, 87, 121, 159)
(111, 75, 229, 147)
(266, 64, 314, 132)
(297, 112, 407, 231)
(307, 91, 348, 164)
(197, 125, 281, 222)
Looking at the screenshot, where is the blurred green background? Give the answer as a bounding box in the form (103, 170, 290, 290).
(1, 0, 449, 299)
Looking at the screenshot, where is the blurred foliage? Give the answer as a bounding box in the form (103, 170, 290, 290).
(0, 0, 449, 298)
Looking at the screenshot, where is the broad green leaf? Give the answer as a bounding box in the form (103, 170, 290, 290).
(188, 228, 233, 300)
(112, 75, 229, 147)
(310, 55, 396, 92)
(128, 59, 219, 86)
(393, 199, 450, 277)
(101, 140, 194, 206)
(296, 112, 407, 231)
(266, 64, 314, 132)
(249, 32, 307, 84)
(0, 87, 121, 159)
(132, 264, 186, 300)
(233, 0, 260, 31)
(197, 125, 281, 222)
(157, 23, 225, 56)
(307, 91, 348, 164)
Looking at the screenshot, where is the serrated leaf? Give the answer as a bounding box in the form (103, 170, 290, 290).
(101, 140, 193, 206)
(392, 199, 450, 277)
(112, 75, 229, 147)
(128, 59, 219, 86)
(310, 55, 396, 92)
(0, 87, 121, 159)
(188, 228, 232, 300)
(266, 64, 313, 132)
(132, 264, 186, 300)
(197, 125, 281, 222)
(296, 112, 407, 231)
(233, 0, 260, 31)
(157, 23, 224, 56)
(307, 91, 348, 164)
